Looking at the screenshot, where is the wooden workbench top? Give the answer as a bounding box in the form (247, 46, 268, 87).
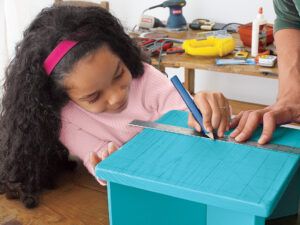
(149, 30, 278, 79)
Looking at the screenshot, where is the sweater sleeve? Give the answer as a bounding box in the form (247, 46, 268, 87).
(142, 64, 187, 117)
(59, 119, 108, 176)
(273, 0, 300, 32)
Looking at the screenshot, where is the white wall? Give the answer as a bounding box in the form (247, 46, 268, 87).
(0, 0, 8, 83)
(1, 0, 278, 105)
(0, 0, 53, 89)
(109, 0, 276, 30)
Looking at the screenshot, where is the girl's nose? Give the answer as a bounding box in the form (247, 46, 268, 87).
(107, 91, 123, 106)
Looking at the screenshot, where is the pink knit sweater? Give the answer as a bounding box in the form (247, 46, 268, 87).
(59, 63, 187, 175)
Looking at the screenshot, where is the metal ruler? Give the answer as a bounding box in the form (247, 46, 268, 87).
(129, 120, 300, 155)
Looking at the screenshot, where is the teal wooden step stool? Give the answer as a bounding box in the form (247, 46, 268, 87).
(96, 110, 300, 225)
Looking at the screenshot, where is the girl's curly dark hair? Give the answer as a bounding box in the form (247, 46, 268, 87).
(0, 5, 144, 208)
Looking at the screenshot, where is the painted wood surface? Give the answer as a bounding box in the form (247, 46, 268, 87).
(96, 110, 300, 217)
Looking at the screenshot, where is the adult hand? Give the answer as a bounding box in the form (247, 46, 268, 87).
(230, 98, 300, 144)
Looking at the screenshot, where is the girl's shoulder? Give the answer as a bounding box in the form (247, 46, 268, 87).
(142, 63, 165, 77)
(134, 63, 169, 87)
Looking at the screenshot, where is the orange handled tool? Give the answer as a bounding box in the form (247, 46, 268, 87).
(166, 47, 184, 54)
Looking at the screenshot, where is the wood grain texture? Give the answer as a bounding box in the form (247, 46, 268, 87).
(150, 30, 278, 94)
(0, 163, 109, 225)
(151, 31, 278, 79)
(152, 52, 278, 79)
(184, 68, 195, 93)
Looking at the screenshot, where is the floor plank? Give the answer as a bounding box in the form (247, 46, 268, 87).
(0, 163, 109, 225)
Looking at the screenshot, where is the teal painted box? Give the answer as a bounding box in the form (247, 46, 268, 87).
(96, 110, 300, 225)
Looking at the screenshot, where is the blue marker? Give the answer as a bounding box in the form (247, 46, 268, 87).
(171, 75, 214, 140)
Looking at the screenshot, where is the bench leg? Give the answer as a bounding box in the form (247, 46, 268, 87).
(107, 182, 207, 225)
(184, 68, 195, 94)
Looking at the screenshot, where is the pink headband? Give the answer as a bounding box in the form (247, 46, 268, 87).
(43, 40, 78, 76)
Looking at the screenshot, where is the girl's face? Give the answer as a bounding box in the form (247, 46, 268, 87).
(63, 45, 132, 113)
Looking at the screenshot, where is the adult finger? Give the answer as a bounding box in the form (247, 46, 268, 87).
(258, 111, 277, 144)
(230, 111, 243, 129)
(230, 111, 251, 138)
(234, 110, 264, 142)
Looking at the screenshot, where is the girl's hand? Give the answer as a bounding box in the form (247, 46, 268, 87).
(188, 91, 231, 138)
(89, 142, 118, 186)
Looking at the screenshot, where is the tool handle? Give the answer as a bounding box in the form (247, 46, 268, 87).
(170, 75, 208, 135)
(166, 47, 184, 54)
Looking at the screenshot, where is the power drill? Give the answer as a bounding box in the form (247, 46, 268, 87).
(147, 0, 187, 29)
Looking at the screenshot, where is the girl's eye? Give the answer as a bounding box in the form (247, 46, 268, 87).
(113, 69, 124, 80)
(88, 92, 101, 104)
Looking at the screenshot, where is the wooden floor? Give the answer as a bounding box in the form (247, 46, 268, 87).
(0, 163, 109, 225)
(0, 101, 299, 225)
(0, 161, 299, 225)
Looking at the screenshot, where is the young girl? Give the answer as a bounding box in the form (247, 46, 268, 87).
(0, 5, 231, 208)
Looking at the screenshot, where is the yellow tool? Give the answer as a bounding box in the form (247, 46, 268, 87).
(234, 50, 248, 59)
(182, 36, 235, 57)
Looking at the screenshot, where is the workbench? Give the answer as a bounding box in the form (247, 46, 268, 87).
(150, 30, 278, 95)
